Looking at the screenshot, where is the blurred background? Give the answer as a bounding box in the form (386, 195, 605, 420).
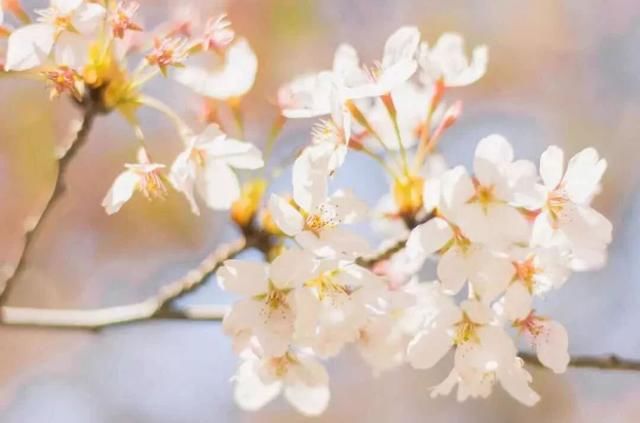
(1, 0, 640, 421)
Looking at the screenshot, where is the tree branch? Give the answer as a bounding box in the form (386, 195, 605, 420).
(0, 105, 99, 304)
(520, 352, 640, 372)
(0, 237, 247, 330)
(3, 304, 640, 373)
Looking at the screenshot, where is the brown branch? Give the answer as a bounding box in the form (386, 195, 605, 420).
(0, 237, 247, 330)
(3, 305, 640, 373)
(0, 304, 227, 330)
(0, 105, 99, 304)
(520, 352, 640, 372)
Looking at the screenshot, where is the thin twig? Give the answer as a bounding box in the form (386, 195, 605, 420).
(0, 105, 99, 304)
(520, 352, 640, 372)
(0, 304, 227, 330)
(2, 306, 640, 373)
(0, 238, 247, 330)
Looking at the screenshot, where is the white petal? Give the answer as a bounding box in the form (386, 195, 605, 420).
(422, 177, 441, 213)
(233, 359, 282, 411)
(317, 227, 371, 257)
(5, 23, 55, 71)
(196, 162, 240, 210)
(269, 249, 314, 289)
(456, 204, 491, 244)
(530, 213, 555, 247)
(439, 166, 474, 213)
(292, 146, 330, 212)
(539, 145, 564, 190)
(206, 138, 263, 170)
(217, 260, 269, 296)
(268, 194, 304, 236)
(333, 43, 360, 76)
(437, 247, 469, 295)
(169, 151, 200, 215)
(407, 328, 452, 369)
(174, 38, 257, 99)
(503, 283, 532, 321)
(279, 72, 333, 118)
(54, 31, 90, 69)
(460, 299, 493, 324)
(535, 320, 570, 373)
(382, 26, 420, 69)
(102, 170, 140, 215)
(563, 148, 607, 204)
(406, 217, 452, 257)
(473, 134, 513, 185)
(52, 0, 83, 14)
(497, 361, 540, 406)
(468, 249, 513, 303)
(71, 2, 106, 34)
(284, 385, 330, 416)
(328, 190, 367, 223)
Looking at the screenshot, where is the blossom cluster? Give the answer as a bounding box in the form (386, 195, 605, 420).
(1, 2, 613, 416)
(1, 0, 261, 214)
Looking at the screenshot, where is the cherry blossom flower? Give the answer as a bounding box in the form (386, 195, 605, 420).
(531, 145, 612, 270)
(294, 259, 384, 357)
(514, 313, 570, 374)
(169, 125, 263, 213)
(406, 166, 513, 301)
(450, 135, 537, 247)
(268, 189, 369, 258)
(218, 249, 314, 357)
(277, 45, 363, 159)
(501, 247, 571, 321)
(407, 299, 493, 370)
(344, 26, 421, 99)
(102, 148, 167, 215)
(233, 350, 330, 416)
(173, 37, 257, 100)
(418, 32, 488, 87)
(431, 326, 540, 406)
(5, 0, 105, 71)
(357, 280, 443, 375)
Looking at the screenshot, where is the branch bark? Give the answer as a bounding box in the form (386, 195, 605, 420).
(0, 237, 247, 330)
(2, 304, 640, 373)
(0, 105, 98, 304)
(520, 352, 640, 372)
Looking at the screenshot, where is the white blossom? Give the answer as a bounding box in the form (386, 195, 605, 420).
(173, 37, 258, 99)
(169, 125, 263, 213)
(6, 0, 105, 71)
(218, 249, 314, 357)
(102, 148, 167, 215)
(531, 145, 612, 270)
(233, 350, 330, 416)
(418, 32, 488, 87)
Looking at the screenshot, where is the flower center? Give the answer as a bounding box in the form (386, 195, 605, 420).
(138, 171, 168, 201)
(304, 203, 339, 235)
(43, 66, 82, 100)
(305, 271, 349, 300)
(545, 189, 568, 226)
(393, 174, 424, 216)
(453, 313, 480, 345)
(513, 311, 545, 336)
(256, 281, 292, 311)
(513, 257, 538, 293)
(268, 353, 297, 378)
(312, 119, 345, 146)
(111, 2, 143, 39)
